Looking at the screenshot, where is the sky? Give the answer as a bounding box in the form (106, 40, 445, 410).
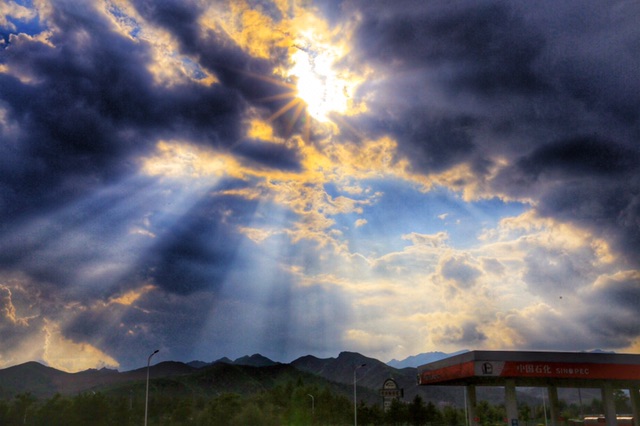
(0, 0, 638, 373)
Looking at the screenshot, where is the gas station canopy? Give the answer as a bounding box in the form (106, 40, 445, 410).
(417, 350, 640, 388)
(417, 351, 640, 426)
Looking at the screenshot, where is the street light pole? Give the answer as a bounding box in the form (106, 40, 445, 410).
(144, 349, 159, 426)
(307, 394, 315, 419)
(541, 388, 548, 426)
(353, 363, 366, 426)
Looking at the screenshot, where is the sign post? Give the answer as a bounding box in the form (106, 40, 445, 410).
(379, 379, 404, 411)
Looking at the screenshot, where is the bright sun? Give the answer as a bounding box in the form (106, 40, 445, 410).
(258, 30, 360, 136)
(288, 32, 352, 122)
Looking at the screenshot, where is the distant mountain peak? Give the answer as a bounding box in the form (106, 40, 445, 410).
(186, 360, 211, 369)
(233, 353, 277, 367)
(387, 350, 469, 369)
(585, 349, 615, 354)
(336, 351, 376, 364)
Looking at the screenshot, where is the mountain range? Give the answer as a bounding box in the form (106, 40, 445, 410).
(0, 351, 470, 403)
(0, 351, 582, 407)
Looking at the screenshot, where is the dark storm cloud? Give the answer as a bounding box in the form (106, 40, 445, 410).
(139, 196, 252, 295)
(358, 111, 477, 173)
(0, 0, 306, 298)
(352, 1, 546, 94)
(127, 0, 309, 140)
(0, 0, 298, 220)
(581, 309, 640, 349)
(342, 0, 548, 174)
(0, 178, 155, 291)
(602, 283, 640, 314)
(518, 137, 639, 178)
(582, 273, 640, 348)
(62, 290, 218, 368)
(1, 0, 639, 368)
(0, 4, 235, 220)
(60, 253, 352, 368)
(339, 0, 640, 264)
(522, 245, 596, 298)
(495, 135, 640, 264)
(129, 0, 289, 100)
(583, 274, 640, 325)
(130, 0, 203, 50)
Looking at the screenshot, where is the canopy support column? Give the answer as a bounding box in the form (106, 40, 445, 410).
(602, 382, 617, 426)
(505, 380, 518, 425)
(466, 385, 478, 426)
(629, 386, 640, 426)
(548, 385, 560, 426)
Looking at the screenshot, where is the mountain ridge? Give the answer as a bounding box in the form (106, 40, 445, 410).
(1, 350, 592, 406)
(387, 350, 469, 368)
(0, 351, 465, 404)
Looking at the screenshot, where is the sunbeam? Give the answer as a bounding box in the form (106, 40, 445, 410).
(1, 0, 638, 373)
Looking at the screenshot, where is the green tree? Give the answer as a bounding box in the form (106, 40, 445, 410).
(614, 389, 630, 412)
(0, 399, 9, 425)
(289, 385, 319, 425)
(589, 397, 603, 414)
(33, 393, 73, 426)
(442, 404, 464, 426)
(315, 387, 351, 425)
(385, 398, 408, 425)
(70, 392, 110, 426)
(408, 394, 428, 426)
(561, 402, 581, 422)
(425, 400, 442, 425)
(358, 402, 384, 426)
(475, 400, 505, 426)
(518, 403, 531, 423)
(171, 397, 194, 425)
(109, 395, 133, 426)
(231, 401, 277, 426)
(199, 393, 243, 426)
(12, 392, 37, 426)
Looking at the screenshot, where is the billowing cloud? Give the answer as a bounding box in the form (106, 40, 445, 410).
(439, 254, 482, 291)
(0, 0, 638, 370)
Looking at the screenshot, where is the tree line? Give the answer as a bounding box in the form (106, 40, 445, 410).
(0, 379, 631, 426)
